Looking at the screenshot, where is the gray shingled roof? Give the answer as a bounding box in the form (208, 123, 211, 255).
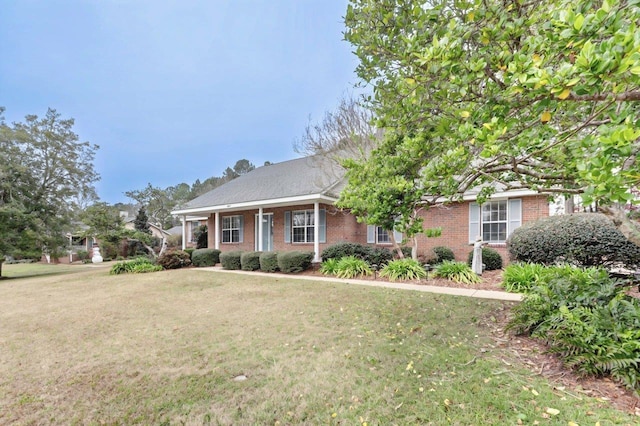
(177, 155, 345, 212)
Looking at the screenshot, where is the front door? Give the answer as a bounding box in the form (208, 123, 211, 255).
(255, 213, 274, 251)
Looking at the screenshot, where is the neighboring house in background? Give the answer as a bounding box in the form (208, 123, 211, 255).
(172, 155, 550, 262)
(123, 217, 171, 240)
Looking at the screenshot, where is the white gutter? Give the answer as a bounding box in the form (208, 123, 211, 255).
(172, 193, 338, 216)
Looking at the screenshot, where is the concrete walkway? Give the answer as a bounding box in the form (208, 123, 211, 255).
(195, 266, 522, 302)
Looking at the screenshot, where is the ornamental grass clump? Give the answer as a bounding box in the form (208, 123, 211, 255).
(109, 257, 162, 275)
(379, 258, 427, 281)
(320, 258, 340, 275)
(502, 262, 549, 293)
(432, 261, 480, 285)
(334, 256, 372, 279)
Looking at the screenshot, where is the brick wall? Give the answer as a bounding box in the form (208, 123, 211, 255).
(415, 195, 549, 262)
(202, 195, 549, 262)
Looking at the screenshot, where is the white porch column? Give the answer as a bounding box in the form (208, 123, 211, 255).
(313, 202, 320, 262)
(181, 215, 187, 250)
(214, 212, 220, 250)
(258, 207, 264, 251)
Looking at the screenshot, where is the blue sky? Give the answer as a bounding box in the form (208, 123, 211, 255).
(0, 0, 361, 204)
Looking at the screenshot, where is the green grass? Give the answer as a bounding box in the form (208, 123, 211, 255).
(0, 268, 636, 425)
(0, 262, 96, 279)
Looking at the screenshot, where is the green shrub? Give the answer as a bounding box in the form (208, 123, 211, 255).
(157, 250, 191, 270)
(76, 250, 89, 261)
(241, 251, 262, 271)
(334, 256, 372, 279)
(507, 213, 640, 268)
(277, 251, 314, 273)
(220, 251, 242, 270)
(259, 252, 279, 272)
(191, 248, 221, 267)
(321, 242, 392, 266)
(320, 258, 340, 275)
(507, 265, 640, 393)
(380, 258, 427, 281)
(502, 263, 549, 293)
(109, 257, 160, 275)
(184, 248, 195, 258)
(466, 247, 503, 271)
(432, 261, 480, 284)
(397, 246, 413, 259)
(429, 246, 455, 264)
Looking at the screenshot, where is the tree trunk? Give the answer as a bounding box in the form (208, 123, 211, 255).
(599, 206, 640, 248)
(0, 259, 3, 278)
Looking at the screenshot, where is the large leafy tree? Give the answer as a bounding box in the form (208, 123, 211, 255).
(0, 108, 98, 274)
(343, 0, 640, 243)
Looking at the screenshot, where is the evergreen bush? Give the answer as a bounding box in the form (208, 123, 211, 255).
(220, 251, 242, 270)
(466, 247, 503, 271)
(277, 251, 314, 273)
(430, 246, 455, 264)
(241, 251, 262, 271)
(507, 213, 640, 268)
(191, 248, 221, 267)
(259, 252, 279, 272)
(157, 250, 191, 270)
(321, 242, 392, 266)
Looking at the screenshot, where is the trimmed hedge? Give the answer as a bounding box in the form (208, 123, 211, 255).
(507, 213, 640, 267)
(184, 248, 195, 258)
(220, 251, 242, 270)
(321, 242, 393, 267)
(277, 251, 314, 273)
(241, 251, 262, 271)
(157, 250, 192, 270)
(260, 252, 279, 272)
(466, 247, 503, 271)
(191, 248, 221, 267)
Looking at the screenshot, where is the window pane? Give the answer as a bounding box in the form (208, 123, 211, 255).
(307, 211, 314, 226)
(377, 227, 390, 243)
(222, 230, 230, 243)
(293, 228, 305, 243)
(293, 212, 305, 226)
(306, 227, 314, 243)
(232, 230, 239, 242)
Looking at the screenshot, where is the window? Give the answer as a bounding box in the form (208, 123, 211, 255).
(469, 199, 521, 243)
(292, 210, 315, 243)
(222, 215, 243, 243)
(367, 225, 402, 244)
(482, 201, 507, 242)
(284, 209, 326, 243)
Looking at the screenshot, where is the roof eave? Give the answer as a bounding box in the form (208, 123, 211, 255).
(172, 193, 339, 216)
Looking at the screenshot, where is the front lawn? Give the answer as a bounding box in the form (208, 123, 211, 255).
(0, 267, 636, 424)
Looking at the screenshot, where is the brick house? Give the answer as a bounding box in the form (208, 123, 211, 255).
(172, 155, 549, 262)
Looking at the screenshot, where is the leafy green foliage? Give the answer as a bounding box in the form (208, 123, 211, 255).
(319, 258, 340, 276)
(109, 257, 161, 275)
(433, 261, 480, 285)
(277, 251, 314, 273)
(157, 250, 191, 270)
(507, 265, 640, 392)
(219, 251, 242, 270)
(429, 246, 455, 264)
(321, 242, 392, 266)
(259, 252, 279, 272)
(502, 263, 550, 293)
(507, 214, 640, 267)
(467, 247, 503, 271)
(240, 251, 262, 271)
(343, 0, 640, 237)
(333, 256, 372, 279)
(0, 108, 99, 269)
(379, 258, 427, 281)
(191, 249, 220, 267)
(184, 248, 195, 258)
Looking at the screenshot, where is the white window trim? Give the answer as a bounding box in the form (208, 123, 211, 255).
(291, 209, 315, 243)
(221, 215, 242, 243)
(469, 198, 522, 244)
